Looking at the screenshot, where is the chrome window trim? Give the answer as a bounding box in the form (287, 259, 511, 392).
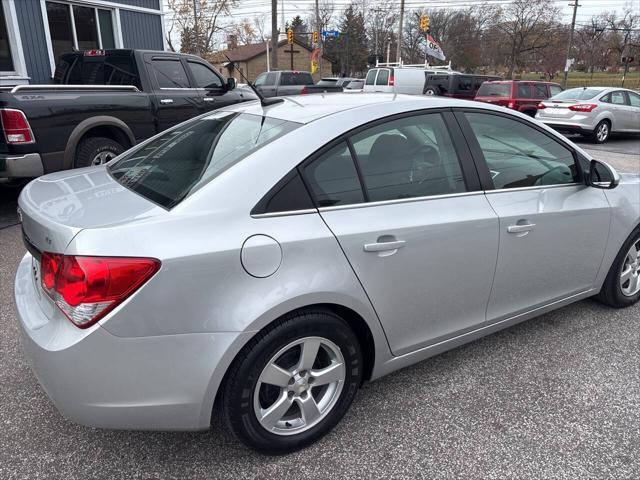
(485, 182, 583, 195)
(251, 208, 318, 219)
(318, 190, 484, 212)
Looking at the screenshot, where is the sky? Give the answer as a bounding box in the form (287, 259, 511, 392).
(164, 0, 639, 49)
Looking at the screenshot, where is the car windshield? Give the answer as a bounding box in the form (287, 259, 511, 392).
(476, 83, 510, 97)
(108, 112, 299, 209)
(551, 88, 602, 101)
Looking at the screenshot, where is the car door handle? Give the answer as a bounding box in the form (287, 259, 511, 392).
(203, 97, 215, 102)
(363, 240, 406, 252)
(507, 222, 536, 234)
(160, 98, 174, 104)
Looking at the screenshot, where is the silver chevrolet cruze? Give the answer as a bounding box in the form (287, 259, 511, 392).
(14, 94, 640, 454)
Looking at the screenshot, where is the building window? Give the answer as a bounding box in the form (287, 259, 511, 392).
(46, 1, 116, 63)
(0, 2, 14, 72)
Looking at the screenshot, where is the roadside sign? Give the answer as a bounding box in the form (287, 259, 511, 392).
(322, 30, 340, 39)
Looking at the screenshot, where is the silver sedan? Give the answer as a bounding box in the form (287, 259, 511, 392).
(15, 94, 640, 454)
(535, 86, 640, 143)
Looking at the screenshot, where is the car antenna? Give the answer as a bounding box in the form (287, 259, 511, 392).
(224, 54, 283, 107)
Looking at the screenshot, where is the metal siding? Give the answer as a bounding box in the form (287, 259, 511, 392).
(15, 0, 52, 83)
(120, 10, 163, 51)
(110, 0, 160, 9)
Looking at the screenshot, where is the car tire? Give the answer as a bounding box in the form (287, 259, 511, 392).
(590, 120, 611, 144)
(424, 87, 440, 96)
(596, 227, 640, 308)
(220, 309, 363, 454)
(75, 137, 125, 168)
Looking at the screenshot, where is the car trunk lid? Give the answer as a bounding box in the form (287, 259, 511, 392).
(18, 166, 164, 255)
(537, 100, 581, 119)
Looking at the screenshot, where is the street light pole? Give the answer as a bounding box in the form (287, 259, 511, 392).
(271, 0, 278, 69)
(562, 1, 580, 88)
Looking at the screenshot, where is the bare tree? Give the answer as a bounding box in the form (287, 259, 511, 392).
(229, 18, 258, 46)
(166, 0, 236, 54)
(495, 0, 559, 78)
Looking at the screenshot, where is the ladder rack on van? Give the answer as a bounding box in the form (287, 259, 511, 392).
(375, 59, 454, 71)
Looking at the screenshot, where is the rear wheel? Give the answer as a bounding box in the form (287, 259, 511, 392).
(221, 309, 362, 454)
(424, 86, 440, 96)
(596, 227, 640, 308)
(590, 120, 611, 144)
(74, 137, 125, 168)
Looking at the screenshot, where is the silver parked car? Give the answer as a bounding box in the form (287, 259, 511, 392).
(15, 94, 640, 454)
(535, 86, 640, 143)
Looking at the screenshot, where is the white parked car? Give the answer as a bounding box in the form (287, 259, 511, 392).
(536, 87, 640, 143)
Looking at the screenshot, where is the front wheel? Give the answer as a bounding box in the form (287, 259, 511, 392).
(221, 309, 362, 454)
(596, 227, 640, 308)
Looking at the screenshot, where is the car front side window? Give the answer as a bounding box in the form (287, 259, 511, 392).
(464, 112, 579, 189)
(350, 113, 467, 202)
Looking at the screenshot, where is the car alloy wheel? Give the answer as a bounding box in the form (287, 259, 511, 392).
(620, 239, 640, 297)
(253, 336, 345, 435)
(91, 150, 118, 166)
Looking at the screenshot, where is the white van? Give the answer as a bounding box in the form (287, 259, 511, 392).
(363, 62, 459, 95)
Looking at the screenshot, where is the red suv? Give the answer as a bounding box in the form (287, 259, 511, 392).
(474, 80, 563, 117)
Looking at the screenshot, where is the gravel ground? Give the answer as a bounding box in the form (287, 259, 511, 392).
(1, 217, 640, 479)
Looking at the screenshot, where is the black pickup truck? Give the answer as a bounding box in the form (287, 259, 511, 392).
(0, 49, 255, 181)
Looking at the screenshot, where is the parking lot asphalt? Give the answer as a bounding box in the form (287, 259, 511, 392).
(1, 138, 639, 480)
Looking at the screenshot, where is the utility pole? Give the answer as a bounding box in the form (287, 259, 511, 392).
(562, 1, 580, 88)
(192, 0, 199, 56)
(315, 0, 322, 75)
(271, 0, 278, 69)
(396, 0, 405, 62)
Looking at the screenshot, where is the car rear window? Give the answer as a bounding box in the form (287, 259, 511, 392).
(108, 112, 299, 209)
(281, 72, 313, 86)
(476, 83, 510, 97)
(552, 88, 602, 101)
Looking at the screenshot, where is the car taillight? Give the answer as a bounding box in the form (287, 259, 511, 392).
(300, 86, 308, 94)
(507, 101, 515, 109)
(84, 49, 105, 57)
(568, 104, 597, 112)
(0, 108, 34, 144)
(537, 103, 546, 109)
(388, 75, 395, 86)
(40, 253, 160, 328)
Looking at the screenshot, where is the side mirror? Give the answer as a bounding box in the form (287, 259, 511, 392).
(226, 77, 236, 90)
(586, 159, 620, 189)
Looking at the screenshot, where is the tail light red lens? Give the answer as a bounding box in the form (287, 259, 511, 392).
(300, 86, 308, 94)
(568, 104, 597, 112)
(507, 101, 515, 109)
(537, 103, 546, 109)
(40, 253, 160, 328)
(388, 75, 395, 86)
(0, 108, 35, 144)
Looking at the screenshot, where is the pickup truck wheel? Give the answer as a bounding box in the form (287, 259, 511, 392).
(424, 87, 440, 96)
(75, 137, 125, 168)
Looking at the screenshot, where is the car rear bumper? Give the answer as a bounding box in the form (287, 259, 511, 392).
(14, 253, 246, 431)
(540, 122, 594, 135)
(0, 152, 44, 179)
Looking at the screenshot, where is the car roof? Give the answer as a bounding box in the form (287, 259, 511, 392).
(221, 93, 495, 124)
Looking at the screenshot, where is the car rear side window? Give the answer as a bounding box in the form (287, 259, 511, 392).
(476, 83, 510, 97)
(549, 85, 563, 97)
(365, 69, 377, 85)
(375, 69, 389, 85)
(628, 92, 640, 107)
(350, 113, 466, 202)
(516, 83, 531, 98)
(152, 59, 190, 88)
(464, 112, 578, 189)
(303, 142, 365, 207)
(109, 112, 299, 209)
